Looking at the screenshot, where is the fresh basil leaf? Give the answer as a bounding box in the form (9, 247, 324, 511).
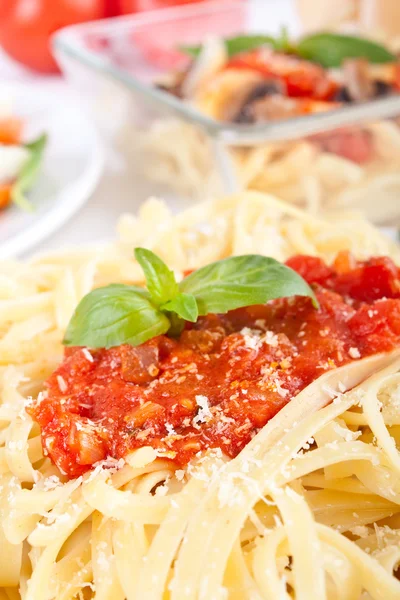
(181, 34, 280, 59)
(166, 311, 185, 338)
(226, 34, 282, 56)
(11, 133, 47, 211)
(96, 283, 150, 299)
(63, 284, 170, 349)
(297, 33, 395, 68)
(275, 25, 291, 53)
(162, 293, 198, 323)
(134, 247, 179, 306)
(179, 255, 318, 315)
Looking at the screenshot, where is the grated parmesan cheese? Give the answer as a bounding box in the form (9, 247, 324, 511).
(82, 348, 94, 362)
(264, 331, 279, 347)
(165, 422, 176, 436)
(241, 327, 261, 350)
(42, 475, 62, 491)
(175, 469, 186, 481)
(92, 456, 125, 473)
(57, 375, 67, 393)
(192, 395, 212, 425)
(349, 347, 361, 359)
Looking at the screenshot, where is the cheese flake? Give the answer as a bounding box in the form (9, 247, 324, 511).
(193, 395, 212, 425)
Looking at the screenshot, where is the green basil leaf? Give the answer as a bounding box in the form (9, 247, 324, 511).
(166, 312, 185, 338)
(179, 255, 318, 315)
(162, 293, 198, 323)
(181, 34, 280, 59)
(11, 133, 47, 212)
(134, 247, 179, 306)
(225, 34, 282, 56)
(63, 284, 170, 349)
(275, 25, 291, 53)
(297, 33, 395, 68)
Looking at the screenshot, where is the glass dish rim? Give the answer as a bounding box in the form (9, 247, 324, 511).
(53, 0, 400, 146)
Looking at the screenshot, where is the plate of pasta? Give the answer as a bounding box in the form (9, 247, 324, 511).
(0, 82, 104, 258)
(1, 191, 400, 599)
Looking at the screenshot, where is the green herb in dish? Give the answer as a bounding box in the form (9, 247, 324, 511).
(181, 35, 281, 59)
(11, 133, 47, 211)
(297, 33, 396, 68)
(181, 31, 395, 68)
(64, 249, 318, 349)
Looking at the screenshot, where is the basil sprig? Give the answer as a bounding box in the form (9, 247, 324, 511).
(11, 133, 47, 211)
(64, 250, 318, 349)
(134, 248, 178, 306)
(182, 34, 285, 59)
(181, 32, 395, 68)
(297, 33, 395, 68)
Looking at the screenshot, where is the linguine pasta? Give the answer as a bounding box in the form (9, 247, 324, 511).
(1, 192, 400, 599)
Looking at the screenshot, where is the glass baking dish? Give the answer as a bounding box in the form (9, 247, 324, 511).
(54, 0, 400, 223)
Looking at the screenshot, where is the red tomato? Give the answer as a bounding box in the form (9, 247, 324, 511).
(285, 255, 333, 285)
(0, 0, 110, 74)
(226, 49, 338, 101)
(104, 0, 124, 16)
(119, 0, 205, 11)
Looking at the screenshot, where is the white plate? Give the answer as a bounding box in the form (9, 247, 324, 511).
(0, 82, 104, 258)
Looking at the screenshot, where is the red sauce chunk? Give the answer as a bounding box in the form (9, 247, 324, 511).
(30, 253, 400, 478)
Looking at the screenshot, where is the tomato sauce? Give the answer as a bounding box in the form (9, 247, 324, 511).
(225, 50, 339, 101)
(30, 253, 400, 478)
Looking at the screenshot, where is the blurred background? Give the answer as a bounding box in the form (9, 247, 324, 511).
(1, 0, 400, 256)
(2, 0, 399, 76)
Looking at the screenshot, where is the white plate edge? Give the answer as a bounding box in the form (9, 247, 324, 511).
(0, 142, 105, 259)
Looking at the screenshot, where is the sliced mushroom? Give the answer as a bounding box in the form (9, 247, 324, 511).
(343, 59, 375, 101)
(333, 86, 353, 103)
(374, 79, 394, 97)
(338, 58, 394, 102)
(233, 80, 285, 123)
(235, 93, 300, 123)
(156, 69, 190, 99)
(334, 78, 393, 103)
(194, 69, 267, 121)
